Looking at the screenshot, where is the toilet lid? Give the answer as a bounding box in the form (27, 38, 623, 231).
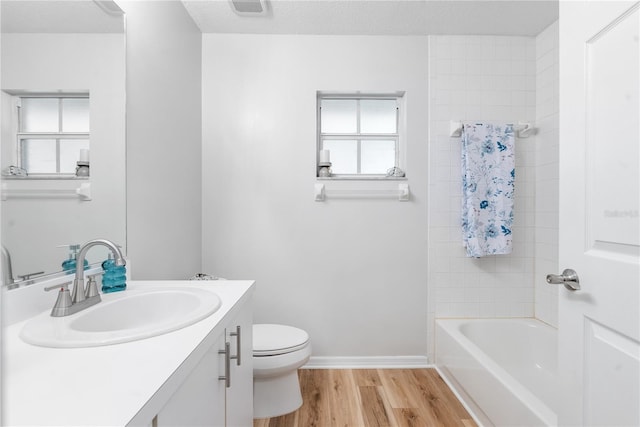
(253, 324, 309, 356)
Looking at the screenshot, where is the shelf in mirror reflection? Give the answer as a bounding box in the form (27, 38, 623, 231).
(1, 182, 91, 201)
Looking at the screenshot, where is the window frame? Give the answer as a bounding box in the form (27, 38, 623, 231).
(317, 92, 405, 179)
(15, 93, 90, 178)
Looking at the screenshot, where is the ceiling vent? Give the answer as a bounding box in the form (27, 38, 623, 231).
(229, 0, 268, 16)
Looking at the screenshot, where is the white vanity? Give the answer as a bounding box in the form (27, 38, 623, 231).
(2, 279, 255, 426)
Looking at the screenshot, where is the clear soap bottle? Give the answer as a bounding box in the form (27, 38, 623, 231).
(101, 253, 126, 293)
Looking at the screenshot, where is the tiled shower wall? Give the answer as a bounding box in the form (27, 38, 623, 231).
(426, 35, 537, 359)
(534, 22, 560, 327)
(427, 30, 561, 359)
(427, 35, 538, 329)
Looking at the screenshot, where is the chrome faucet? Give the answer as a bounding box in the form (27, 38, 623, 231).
(72, 239, 126, 303)
(3, 245, 45, 289)
(47, 238, 126, 317)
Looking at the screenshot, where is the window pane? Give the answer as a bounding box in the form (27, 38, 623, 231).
(21, 139, 57, 173)
(320, 99, 357, 133)
(360, 99, 397, 134)
(322, 140, 357, 174)
(62, 98, 90, 132)
(21, 98, 59, 132)
(60, 139, 90, 173)
(361, 140, 396, 174)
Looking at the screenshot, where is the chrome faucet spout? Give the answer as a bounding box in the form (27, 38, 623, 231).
(72, 239, 126, 304)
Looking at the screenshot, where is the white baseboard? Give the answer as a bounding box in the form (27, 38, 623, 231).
(302, 356, 430, 369)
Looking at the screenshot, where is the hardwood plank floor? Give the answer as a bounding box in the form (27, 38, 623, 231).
(253, 369, 477, 427)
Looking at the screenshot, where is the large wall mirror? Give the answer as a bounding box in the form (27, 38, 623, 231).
(1, 1, 126, 284)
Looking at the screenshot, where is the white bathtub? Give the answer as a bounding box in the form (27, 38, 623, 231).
(436, 318, 558, 427)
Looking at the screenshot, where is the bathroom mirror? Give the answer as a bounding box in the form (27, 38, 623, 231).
(0, 1, 126, 283)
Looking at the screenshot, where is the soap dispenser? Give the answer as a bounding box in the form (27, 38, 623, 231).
(60, 244, 89, 275)
(101, 253, 126, 293)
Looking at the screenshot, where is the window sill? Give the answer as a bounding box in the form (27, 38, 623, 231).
(316, 175, 407, 181)
(2, 175, 89, 181)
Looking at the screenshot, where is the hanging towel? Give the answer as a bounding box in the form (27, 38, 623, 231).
(461, 123, 515, 257)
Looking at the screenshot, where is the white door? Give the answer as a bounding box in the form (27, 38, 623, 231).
(558, 1, 640, 426)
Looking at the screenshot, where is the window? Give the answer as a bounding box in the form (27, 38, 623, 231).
(16, 95, 90, 176)
(317, 92, 404, 178)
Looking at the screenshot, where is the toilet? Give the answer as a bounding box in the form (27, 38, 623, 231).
(252, 324, 312, 419)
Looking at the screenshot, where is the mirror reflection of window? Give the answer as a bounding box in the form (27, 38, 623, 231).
(18, 95, 90, 175)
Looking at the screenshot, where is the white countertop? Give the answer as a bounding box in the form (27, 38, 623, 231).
(2, 280, 255, 427)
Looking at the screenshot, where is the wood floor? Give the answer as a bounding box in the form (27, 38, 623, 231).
(253, 368, 478, 427)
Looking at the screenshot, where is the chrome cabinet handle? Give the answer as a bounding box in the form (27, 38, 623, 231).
(546, 269, 580, 291)
(230, 325, 241, 366)
(218, 341, 231, 388)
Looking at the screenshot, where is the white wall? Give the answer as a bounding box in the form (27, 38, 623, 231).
(202, 35, 429, 360)
(534, 21, 559, 327)
(121, 1, 202, 280)
(1, 33, 126, 276)
(427, 35, 538, 358)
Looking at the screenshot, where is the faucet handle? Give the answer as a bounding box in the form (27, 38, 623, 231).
(84, 275, 100, 298)
(44, 282, 70, 292)
(49, 286, 73, 317)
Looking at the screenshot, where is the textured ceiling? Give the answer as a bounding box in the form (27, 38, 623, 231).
(182, 0, 559, 36)
(1, 0, 124, 34)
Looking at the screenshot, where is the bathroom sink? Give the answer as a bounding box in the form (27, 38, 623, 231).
(20, 287, 222, 348)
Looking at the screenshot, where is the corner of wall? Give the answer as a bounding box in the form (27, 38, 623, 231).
(122, 1, 203, 279)
(533, 20, 559, 327)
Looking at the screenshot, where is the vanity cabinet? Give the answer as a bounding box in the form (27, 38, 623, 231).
(154, 337, 226, 426)
(155, 303, 253, 427)
(224, 306, 253, 427)
(4, 280, 255, 427)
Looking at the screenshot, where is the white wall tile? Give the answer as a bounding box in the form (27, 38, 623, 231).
(427, 29, 559, 359)
(428, 34, 538, 335)
(534, 21, 559, 327)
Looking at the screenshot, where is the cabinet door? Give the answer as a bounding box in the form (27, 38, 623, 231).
(225, 304, 254, 427)
(156, 336, 226, 426)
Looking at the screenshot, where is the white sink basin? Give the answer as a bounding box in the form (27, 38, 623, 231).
(20, 287, 222, 348)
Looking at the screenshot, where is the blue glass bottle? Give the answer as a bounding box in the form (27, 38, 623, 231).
(62, 244, 89, 274)
(101, 254, 126, 293)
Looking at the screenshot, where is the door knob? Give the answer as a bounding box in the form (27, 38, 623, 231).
(546, 269, 580, 291)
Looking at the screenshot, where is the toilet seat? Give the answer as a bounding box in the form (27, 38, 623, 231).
(253, 324, 309, 356)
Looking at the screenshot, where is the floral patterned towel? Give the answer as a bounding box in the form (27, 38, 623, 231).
(461, 123, 515, 257)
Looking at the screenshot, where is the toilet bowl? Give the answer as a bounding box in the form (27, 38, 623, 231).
(253, 324, 311, 419)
